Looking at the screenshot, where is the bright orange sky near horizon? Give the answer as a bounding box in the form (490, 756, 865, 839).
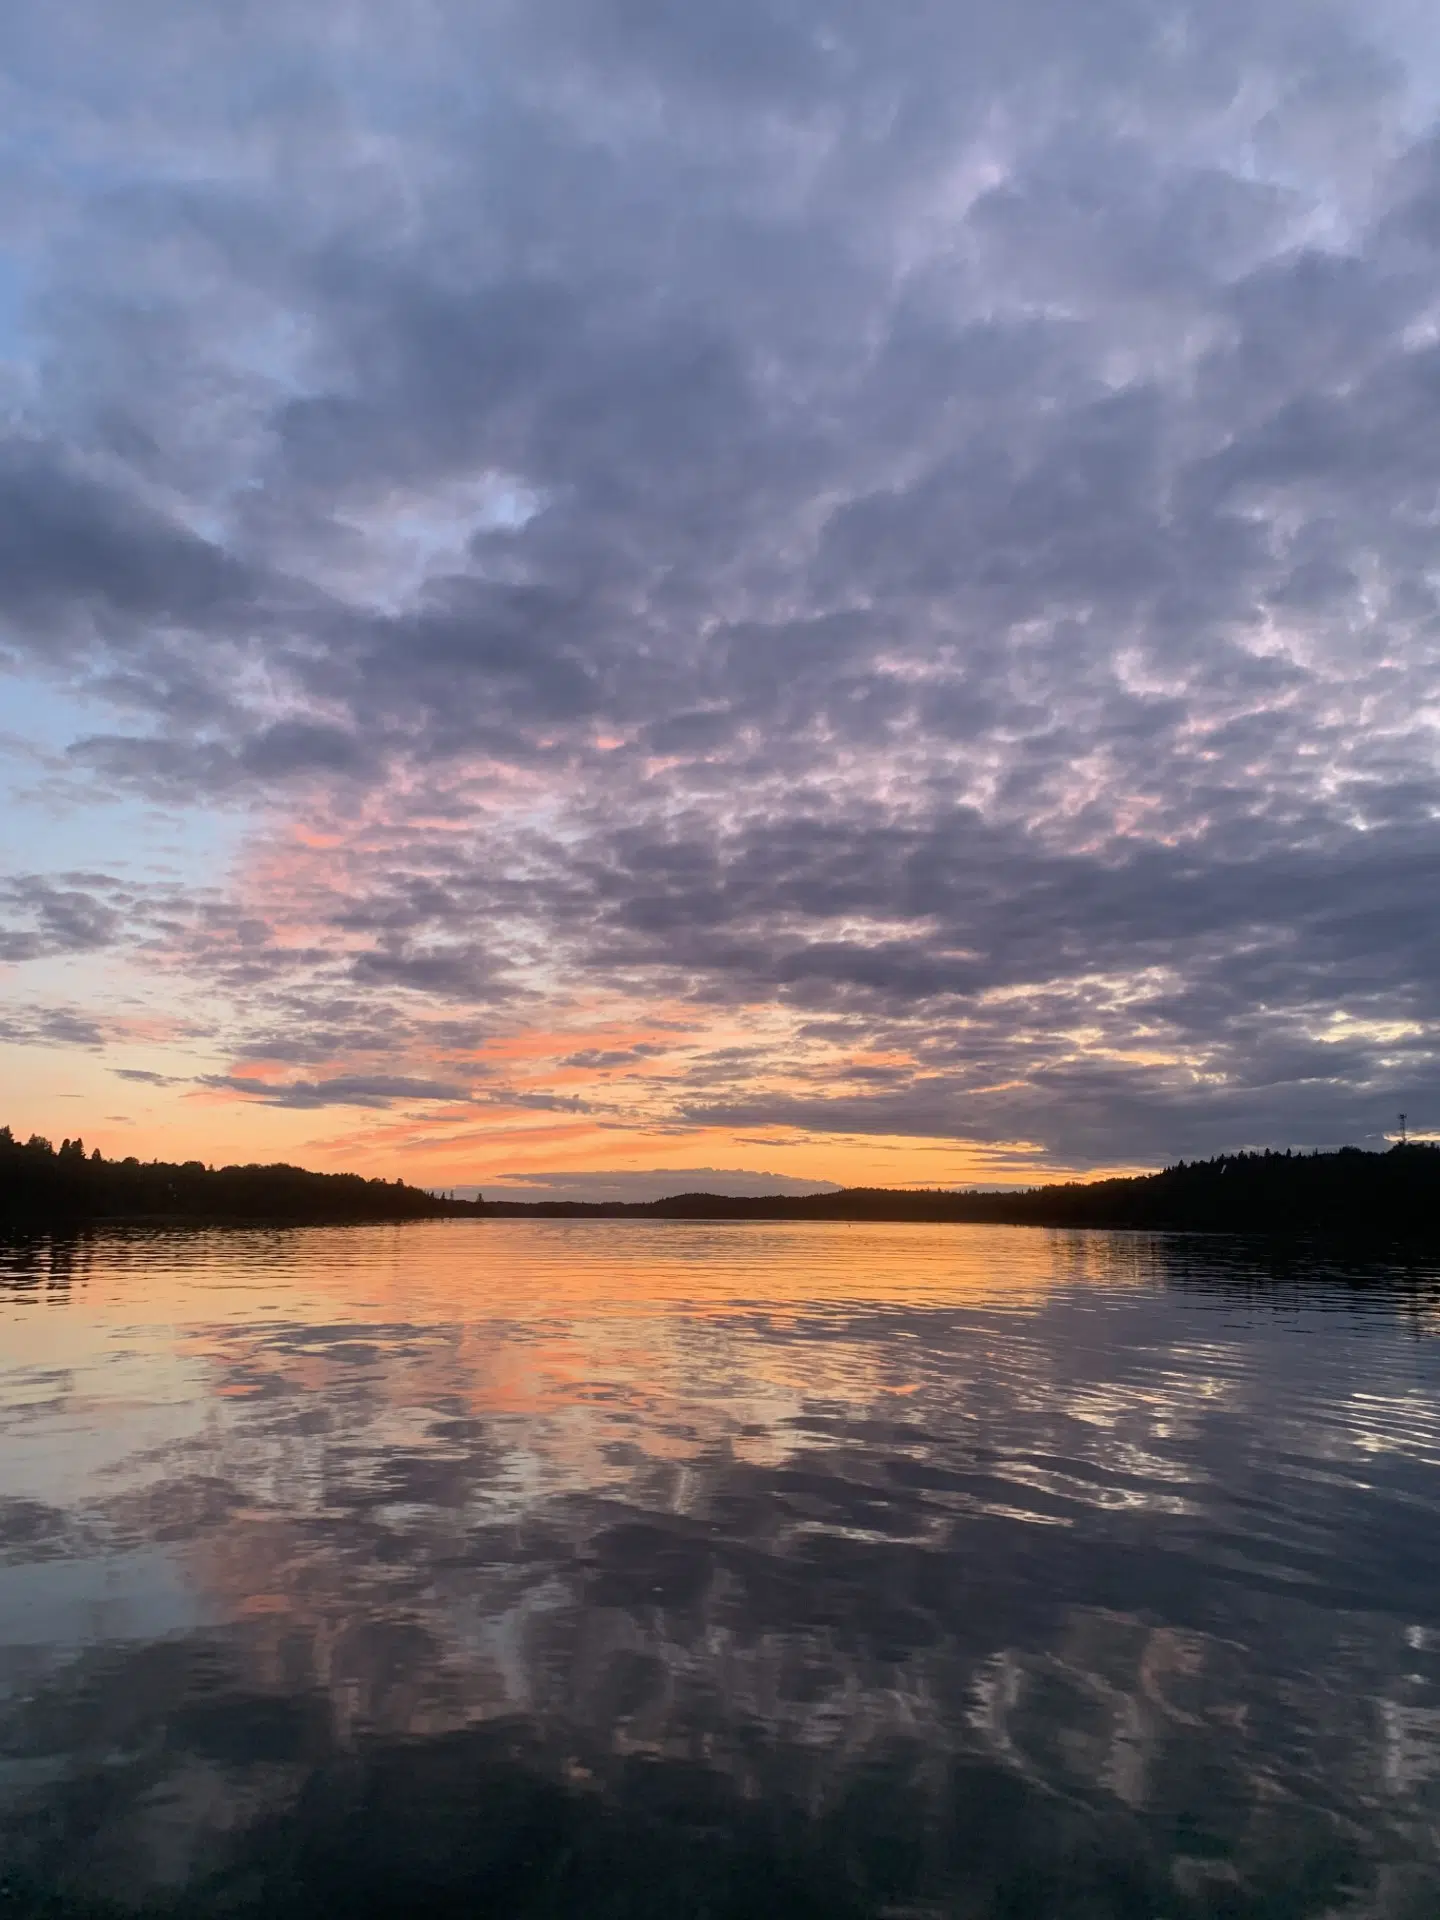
(1, 943, 1148, 1193)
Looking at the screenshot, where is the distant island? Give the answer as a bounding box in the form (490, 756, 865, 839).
(2, 1126, 1437, 1239)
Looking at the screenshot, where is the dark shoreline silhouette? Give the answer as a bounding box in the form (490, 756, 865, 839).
(483, 1144, 1440, 1240)
(0, 1127, 482, 1227)
(3, 1126, 1437, 1239)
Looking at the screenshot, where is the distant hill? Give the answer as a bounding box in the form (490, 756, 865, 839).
(481, 1145, 1440, 1240)
(3, 1128, 1436, 1239)
(0, 1128, 482, 1226)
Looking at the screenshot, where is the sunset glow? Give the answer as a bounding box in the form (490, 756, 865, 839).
(3, 0, 1438, 1193)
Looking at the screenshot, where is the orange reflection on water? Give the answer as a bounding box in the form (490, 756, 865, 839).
(144, 1224, 1147, 1511)
(8, 1222, 1152, 1418)
(1, 1222, 1160, 1544)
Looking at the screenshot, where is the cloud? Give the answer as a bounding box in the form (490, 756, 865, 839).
(199, 1073, 473, 1110)
(0, 1007, 109, 1049)
(558, 1046, 665, 1070)
(3, 0, 1440, 1165)
(0, 876, 121, 961)
(0, 440, 258, 646)
(474, 1168, 842, 1204)
(0, 873, 200, 963)
(484, 1089, 595, 1114)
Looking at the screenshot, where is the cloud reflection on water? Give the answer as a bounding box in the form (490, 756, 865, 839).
(2, 1222, 1440, 1915)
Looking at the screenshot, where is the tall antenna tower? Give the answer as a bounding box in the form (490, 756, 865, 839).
(1398, 1112, 1408, 1145)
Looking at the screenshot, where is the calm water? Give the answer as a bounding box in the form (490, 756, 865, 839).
(2, 1224, 1439, 1918)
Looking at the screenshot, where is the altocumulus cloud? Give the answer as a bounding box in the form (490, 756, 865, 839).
(197, 1075, 475, 1111)
(3, 0, 1440, 1167)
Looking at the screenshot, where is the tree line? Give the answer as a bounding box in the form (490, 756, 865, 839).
(482, 1144, 1440, 1238)
(0, 1128, 483, 1226)
(3, 1126, 1436, 1237)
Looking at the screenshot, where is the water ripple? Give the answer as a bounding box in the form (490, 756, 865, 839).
(2, 1221, 1439, 1915)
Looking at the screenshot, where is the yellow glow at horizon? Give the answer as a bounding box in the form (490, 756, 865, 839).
(1, 1033, 1154, 1190)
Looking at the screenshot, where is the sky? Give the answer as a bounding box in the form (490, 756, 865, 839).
(3, 0, 1440, 1197)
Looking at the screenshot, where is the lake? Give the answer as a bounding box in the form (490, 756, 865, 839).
(2, 1221, 1439, 1918)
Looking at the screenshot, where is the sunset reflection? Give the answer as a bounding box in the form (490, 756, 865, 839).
(3, 1225, 1440, 1915)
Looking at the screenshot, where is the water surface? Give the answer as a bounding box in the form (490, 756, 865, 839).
(2, 1221, 1439, 1917)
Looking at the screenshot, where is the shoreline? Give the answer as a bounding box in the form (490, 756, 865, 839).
(3, 1210, 1439, 1255)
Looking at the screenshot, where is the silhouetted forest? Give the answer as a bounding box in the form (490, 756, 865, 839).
(0, 1129, 482, 1226)
(483, 1145, 1440, 1239)
(4, 1128, 1437, 1238)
